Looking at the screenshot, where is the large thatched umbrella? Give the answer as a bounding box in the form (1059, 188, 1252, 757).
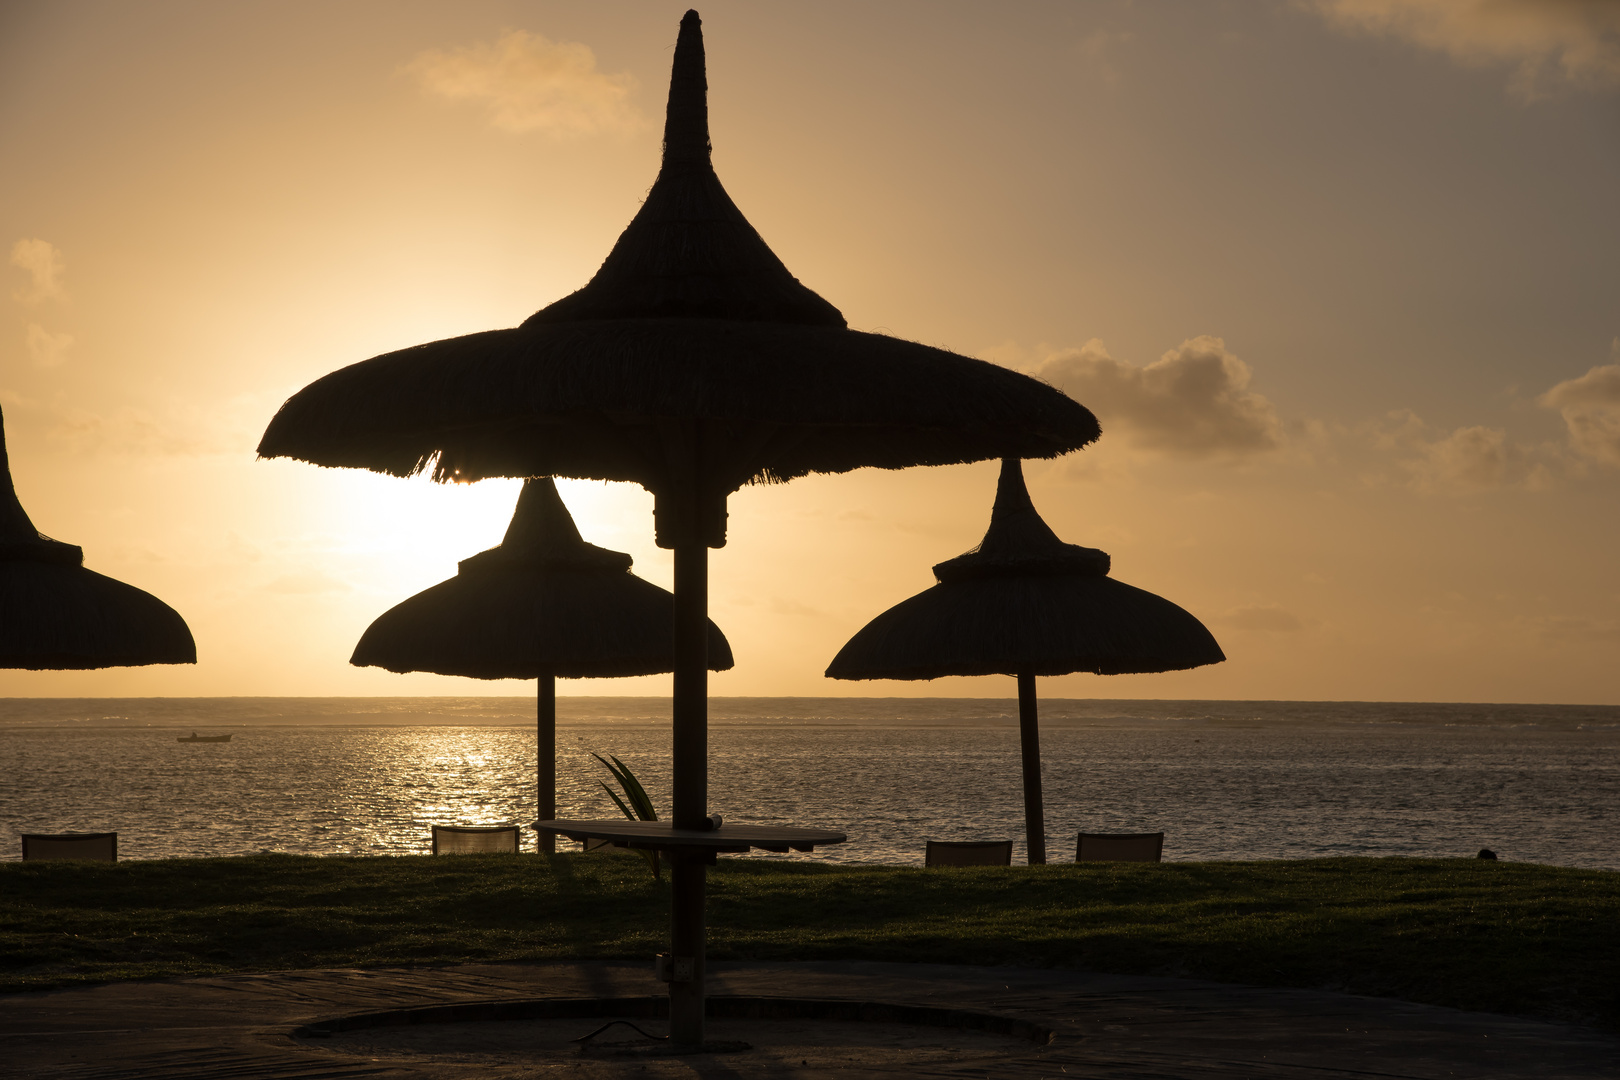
(258, 11, 1097, 1044)
(351, 477, 733, 852)
(0, 406, 195, 670)
(827, 459, 1224, 864)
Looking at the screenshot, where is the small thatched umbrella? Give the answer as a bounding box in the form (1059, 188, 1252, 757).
(0, 406, 195, 670)
(258, 11, 1098, 1044)
(351, 477, 733, 851)
(826, 459, 1223, 864)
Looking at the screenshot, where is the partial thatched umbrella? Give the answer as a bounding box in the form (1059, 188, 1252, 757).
(350, 477, 733, 851)
(826, 459, 1224, 864)
(257, 11, 1098, 1044)
(0, 406, 195, 670)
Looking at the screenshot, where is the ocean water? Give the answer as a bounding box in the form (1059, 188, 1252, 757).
(1, 697, 1615, 868)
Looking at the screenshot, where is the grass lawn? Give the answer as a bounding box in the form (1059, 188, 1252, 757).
(2, 854, 1615, 1029)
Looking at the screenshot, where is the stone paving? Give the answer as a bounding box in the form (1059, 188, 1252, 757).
(3, 960, 1616, 1078)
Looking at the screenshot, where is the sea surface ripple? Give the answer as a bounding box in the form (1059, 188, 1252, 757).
(2, 697, 1614, 867)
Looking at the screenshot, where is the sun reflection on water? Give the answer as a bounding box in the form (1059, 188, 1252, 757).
(1, 719, 1615, 867)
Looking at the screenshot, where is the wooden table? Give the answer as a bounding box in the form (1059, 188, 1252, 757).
(534, 818, 847, 1041)
(533, 819, 847, 858)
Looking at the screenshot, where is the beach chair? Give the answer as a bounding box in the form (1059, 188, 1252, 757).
(21, 832, 118, 861)
(1076, 832, 1163, 862)
(925, 840, 1013, 867)
(431, 825, 520, 854)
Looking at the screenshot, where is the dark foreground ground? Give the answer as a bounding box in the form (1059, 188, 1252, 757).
(5, 959, 1619, 1079)
(4, 853, 1617, 1032)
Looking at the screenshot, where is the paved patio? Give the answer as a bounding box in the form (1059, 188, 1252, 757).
(3, 960, 1615, 1078)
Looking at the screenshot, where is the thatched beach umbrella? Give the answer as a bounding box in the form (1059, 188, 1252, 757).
(258, 11, 1097, 1044)
(351, 477, 733, 851)
(826, 459, 1224, 864)
(0, 406, 195, 670)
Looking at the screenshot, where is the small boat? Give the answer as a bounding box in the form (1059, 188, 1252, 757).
(177, 732, 232, 743)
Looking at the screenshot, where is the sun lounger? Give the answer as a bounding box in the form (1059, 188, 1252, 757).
(1076, 831, 1163, 862)
(430, 825, 520, 854)
(925, 840, 1013, 867)
(21, 832, 118, 861)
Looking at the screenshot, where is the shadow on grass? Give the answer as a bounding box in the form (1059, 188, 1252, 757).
(2, 854, 1614, 1030)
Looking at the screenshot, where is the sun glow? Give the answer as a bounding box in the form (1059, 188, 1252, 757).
(278, 472, 672, 601)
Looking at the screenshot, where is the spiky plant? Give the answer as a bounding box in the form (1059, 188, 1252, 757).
(592, 753, 661, 879)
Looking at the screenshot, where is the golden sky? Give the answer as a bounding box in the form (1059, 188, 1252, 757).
(2, 1, 1617, 702)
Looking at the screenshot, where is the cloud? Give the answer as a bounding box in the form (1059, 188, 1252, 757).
(1539, 358, 1620, 467)
(1364, 345, 1620, 490)
(1408, 420, 1508, 489)
(1223, 604, 1308, 632)
(1033, 336, 1284, 457)
(404, 29, 643, 136)
(25, 323, 73, 368)
(1518, 613, 1620, 644)
(1076, 29, 1133, 85)
(1008, 337, 1617, 491)
(1305, 0, 1620, 99)
(769, 596, 823, 618)
(13, 241, 73, 367)
(10, 238, 66, 304)
(1372, 408, 1524, 490)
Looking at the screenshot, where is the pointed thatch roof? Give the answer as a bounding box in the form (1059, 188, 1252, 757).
(0, 406, 196, 670)
(350, 478, 733, 679)
(930, 457, 1112, 582)
(532, 14, 843, 329)
(0, 410, 81, 569)
(825, 459, 1224, 679)
(459, 477, 633, 574)
(256, 10, 1098, 500)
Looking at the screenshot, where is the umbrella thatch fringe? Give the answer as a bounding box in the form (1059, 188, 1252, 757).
(527, 11, 844, 329)
(258, 320, 1100, 487)
(351, 569, 732, 679)
(0, 562, 196, 669)
(825, 574, 1224, 679)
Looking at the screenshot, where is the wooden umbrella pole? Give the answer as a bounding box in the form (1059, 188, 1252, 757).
(667, 496, 710, 1046)
(537, 673, 556, 854)
(1017, 671, 1047, 865)
(671, 537, 708, 830)
(668, 848, 707, 1046)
